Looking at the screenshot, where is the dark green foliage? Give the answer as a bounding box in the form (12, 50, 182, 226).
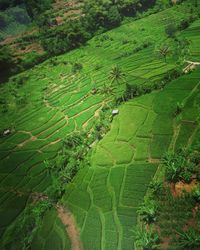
(0, 0, 23, 10)
(148, 180, 164, 196)
(190, 152, 200, 167)
(165, 23, 177, 38)
(137, 200, 158, 224)
(174, 102, 184, 116)
(121, 77, 168, 104)
(118, 0, 156, 16)
(104, 5, 122, 29)
(190, 186, 200, 203)
(25, 0, 54, 19)
(38, 0, 156, 56)
(71, 62, 83, 74)
(177, 229, 200, 250)
(163, 149, 200, 184)
(1, 199, 52, 250)
(155, 185, 199, 249)
(163, 150, 186, 183)
(63, 132, 84, 149)
(83, 1, 122, 32)
(0, 45, 16, 78)
(40, 20, 90, 55)
(109, 65, 125, 85)
(44, 132, 86, 201)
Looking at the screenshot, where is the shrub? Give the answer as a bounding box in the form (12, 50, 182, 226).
(63, 132, 84, 148)
(181, 171, 193, 183)
(49, 57, 58, 66)
(149, 180, 164, 196)
(134, 225, 160, 250)
(179, 19, 190, 30)
(190, 187, 200, 203)
(122, 39, 129, 44)
(137, 200, 158, 224)
(190, 151, 200, 165)
(165, 23, 177, 37)
(163, 150, 199, 184)
(71, 62, 83, 73)
(94, 64, 102, 70)
(174, 102, 184, 116)
(163, 152, 185, 183)
(177, 228, 200, 250)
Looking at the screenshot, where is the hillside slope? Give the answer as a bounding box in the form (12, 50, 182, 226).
(0, 1, 200, 249)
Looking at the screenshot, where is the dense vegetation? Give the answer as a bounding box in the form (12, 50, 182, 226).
(0, 0, 200, 249)
(0, 0, 170, 81)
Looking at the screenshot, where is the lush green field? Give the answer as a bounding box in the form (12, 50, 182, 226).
(53, 69, 199, 250)
(0, 1, 200, 249)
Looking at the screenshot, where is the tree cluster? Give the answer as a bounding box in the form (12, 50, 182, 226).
(37, 0, 157, 56)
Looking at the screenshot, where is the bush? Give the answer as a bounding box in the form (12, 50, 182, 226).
(165, 23, 177, 38)
(149, 180, 164, 196)
(163, 149, 200, 184)
(190, 151, 200, 165)
(179, 19, 190, 30)
(174, 102, 184, 116)
(137, 200, 158, 224)
(163, 151, 186, 183)
(71, 62, 83, 73)
(190, 187, 200, 203)
(134, 225, 160, 250)
(177, 228, 200, 249)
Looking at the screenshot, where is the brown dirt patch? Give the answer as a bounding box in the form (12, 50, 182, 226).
(171, 179, 198, 197)
(13, 42, 44, 56)
(57, 205, 83, 250)
(0, 28, 38, 46)
(160, 237, 170, 249)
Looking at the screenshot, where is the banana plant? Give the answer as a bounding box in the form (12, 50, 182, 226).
(134, 225, 160, 250)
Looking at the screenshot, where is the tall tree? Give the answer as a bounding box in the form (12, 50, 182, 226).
(109, 65, 125, 85)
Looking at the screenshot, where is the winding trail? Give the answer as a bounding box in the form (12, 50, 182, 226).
(56, 205, 83, 250)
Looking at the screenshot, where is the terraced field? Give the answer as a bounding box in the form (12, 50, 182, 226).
(181, 19, 200, 61)
(66, 70, 200, 249)
(34, 68, 200, 250)
(31, 18, 200, 248)
(0, 1, 200, 249)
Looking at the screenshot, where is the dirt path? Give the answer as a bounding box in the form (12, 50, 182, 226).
(56, 205, 83, 250)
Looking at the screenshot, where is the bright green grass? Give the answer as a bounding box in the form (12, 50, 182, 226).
(0, 1, 200, 248)
(60, 69, 200, 250)
(31, 208, 71, 250)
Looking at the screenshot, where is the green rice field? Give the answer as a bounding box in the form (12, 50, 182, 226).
(0, 1, 200, 249)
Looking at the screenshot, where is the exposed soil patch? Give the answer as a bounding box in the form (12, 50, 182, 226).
(0, 28, 38, 46)
(160, 237, 170, 249)
(57, 205, 83, 250)
(171, 178, 198, 197)
(12, 42, 44, 56)
(56, 9, 83, 25)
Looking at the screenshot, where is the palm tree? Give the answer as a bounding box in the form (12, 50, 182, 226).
(158, 45, 170, 62)
(109, 65, 125, 85)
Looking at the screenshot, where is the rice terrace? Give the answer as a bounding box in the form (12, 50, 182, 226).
(0, 0, 200, 249)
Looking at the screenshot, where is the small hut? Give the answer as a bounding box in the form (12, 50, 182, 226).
(112, 109, 119, 116)
(183, 60, 200, 73)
